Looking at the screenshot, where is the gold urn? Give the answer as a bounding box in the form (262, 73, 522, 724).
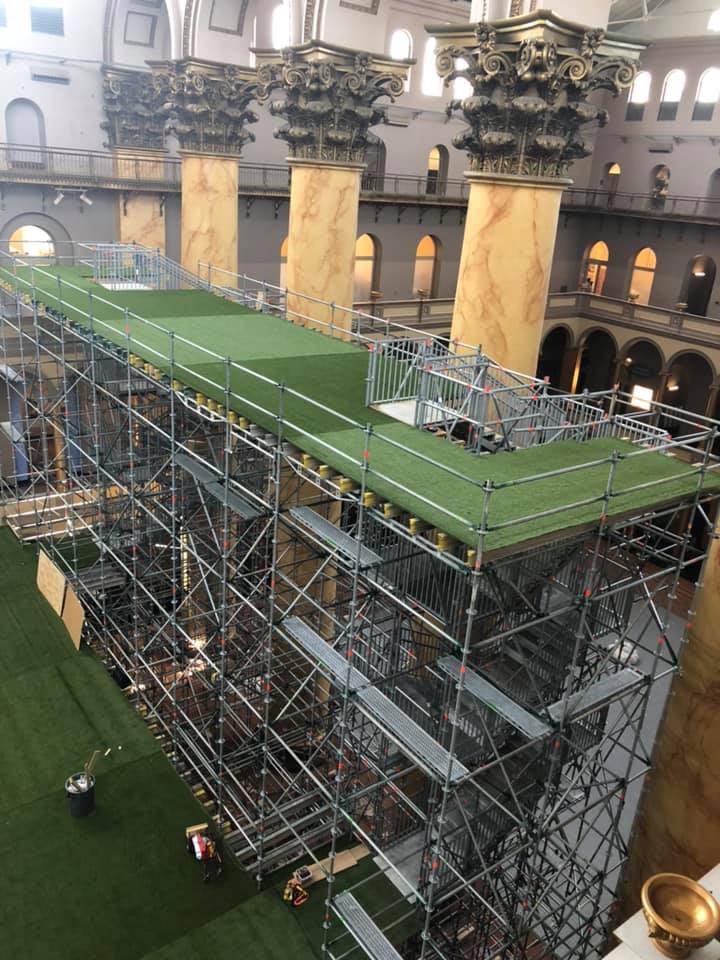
(641, 873, 720, 958)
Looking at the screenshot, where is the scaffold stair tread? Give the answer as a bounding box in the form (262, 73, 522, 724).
(437, 656, 551, 741)
(547, 668, 645, 722)
(284, 617, 468, 783)
(175, 452, 217, 485)
(289, 506, 382, 570)
(333, 892, 403, 960)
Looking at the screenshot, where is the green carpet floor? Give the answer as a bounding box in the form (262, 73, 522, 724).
(0, 528, 413, 959)
(4, 265, 717, 553)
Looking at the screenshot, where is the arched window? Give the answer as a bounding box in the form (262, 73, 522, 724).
(658, 69, 686, 121)
(271, 3, 291, 49)
(605, 161, 621, 197)
(426, 145, 448, 196)
(412, 236, 441, 298)
(279, 236, 288, 289)
(390, 29, 413, 90)
(354, 234, 380, 301)
(422, 38, 443, 97)
(628, 247, 657, 305)
(362, 134, 386, 190)
(709, 8, 720, 30)
(8, 225, 55, 259)
(626, 71, 651, 121)
(453, 57, 473, 100)
(681, 255, 717, 316)
(693, 68, 720, 121)
(5, 99, 46, 148)
(582, 241, 609, 295)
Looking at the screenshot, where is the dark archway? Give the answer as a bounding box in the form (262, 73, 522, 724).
(663, 352, 714, 418)
(577, 329, 617, 393)
(618, 339, 664, 409)
(681, 255, 717, 316)
(362, 135, 387, 191)
(537, 327, 570, 387)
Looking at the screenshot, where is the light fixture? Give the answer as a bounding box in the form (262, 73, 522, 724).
(668, 383, 680, 392)
(79, 191, 93, 206)
(53, 190, 64, 206)
(625, 357, 633, 365)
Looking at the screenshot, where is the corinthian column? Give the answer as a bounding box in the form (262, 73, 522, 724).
(427, 14, 642, 373)
(255, 42, 411, 333)
(149, 59, 258, 281)
(102, 67, 170, 254)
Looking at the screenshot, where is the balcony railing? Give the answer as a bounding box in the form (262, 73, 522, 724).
(3, 142, 720, 222)
(546, 291, 720, 348)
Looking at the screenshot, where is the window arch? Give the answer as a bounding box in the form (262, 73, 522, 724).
(279, 236, 288, 288)
(8, 225, 55, 259)
(626, 71, 651, 121)
(412, 236, 441, 298)
(426, 145, 448, 196)
(693, 68, 720, 121)
(389, 28, 413, 90)
(354, 234, 380, 301)
(422, 38, 443, 97)
(271, 3, 291, 49)
(628, 247, 657, 305)
(582, 241, 609, 294)
(681, 255, 717, 316)
(709, 8, 720, 30)
(5, 98, 46, 148)
(658, 69, 685, 121)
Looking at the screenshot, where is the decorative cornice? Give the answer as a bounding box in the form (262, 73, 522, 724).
(427, 13, 644, 180)
(101, 65, 169, 152)
(254, 41, 412, 164)
(149, 58, 258, 156)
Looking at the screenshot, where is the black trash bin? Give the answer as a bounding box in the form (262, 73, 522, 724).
(65, 772, 96, 817)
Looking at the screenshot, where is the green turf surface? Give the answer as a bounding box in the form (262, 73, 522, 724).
(0, 528, 411, 959)
(6, 264, 718, 551)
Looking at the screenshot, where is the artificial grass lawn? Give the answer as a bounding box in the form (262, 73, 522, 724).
(6, 265, 718, 552)
(0, 528, 323, 960)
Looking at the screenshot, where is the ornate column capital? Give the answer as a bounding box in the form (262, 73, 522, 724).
(254, 41, 412, 165)
(427, 10, 645, 179)
(148, 58, 258, 156)
(101, 66, 169, 152)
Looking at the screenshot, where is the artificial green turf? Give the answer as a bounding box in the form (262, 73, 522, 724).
(6, 265, 718, 551)
(0, 528, 320, 960)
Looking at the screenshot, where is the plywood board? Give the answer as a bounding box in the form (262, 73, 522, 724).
(61, 584, 85, 651)
(36, 549, 66, 617)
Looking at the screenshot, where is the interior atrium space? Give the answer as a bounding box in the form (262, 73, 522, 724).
(5, 3, 720, 960)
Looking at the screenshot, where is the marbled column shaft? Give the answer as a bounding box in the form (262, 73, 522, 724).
(181, 154, 238, 283)
(285, 161, 362, 335)
(118, 193, 166, 254)
(451, 175, 565, 375)
(622, 536, 720, 912)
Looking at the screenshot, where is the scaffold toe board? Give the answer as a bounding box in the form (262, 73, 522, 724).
(437, 655, 552, 741)
(333, 891, 403, 960)
(175, 452, 261, 520)
(289, 506, 382, 570)
(283, 616, 368, 690)
(547, 668, 646, 723)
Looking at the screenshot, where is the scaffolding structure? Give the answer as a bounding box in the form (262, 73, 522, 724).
(1, 245, 719, 960)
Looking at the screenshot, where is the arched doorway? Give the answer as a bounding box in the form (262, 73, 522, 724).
(628, 247, 657, 305)
(354, 234, 380, 301)
(663, 352, 714, 419)
(618, 339, 664, 410)
(581, 241, 609, 294)
(8, 225, 55, 259)
(577, 329, 617, 392)
(681, 255, 716, 316)
(537, 327, 570, 388)
(605, 162, 621, 198)
(426, 146, 449, 196)
(412, 235, 440, 298)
